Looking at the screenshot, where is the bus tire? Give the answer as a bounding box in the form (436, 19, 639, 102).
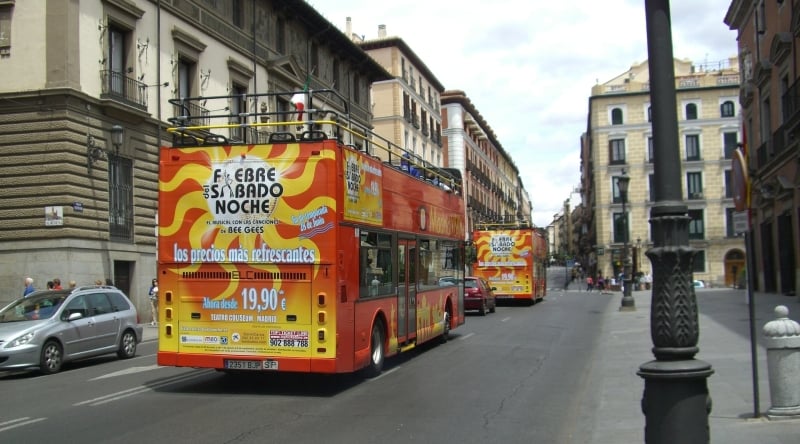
(362, 320, 384, 378)
(440, 311, 451, 343)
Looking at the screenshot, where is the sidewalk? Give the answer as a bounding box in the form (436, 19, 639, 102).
(583, 287, 800, 444)
(139, 322, 159, 342)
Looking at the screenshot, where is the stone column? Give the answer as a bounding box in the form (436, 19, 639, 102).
(763, 305, 800, 419)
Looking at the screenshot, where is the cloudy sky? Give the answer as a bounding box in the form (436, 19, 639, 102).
(309, 0, 739, 227)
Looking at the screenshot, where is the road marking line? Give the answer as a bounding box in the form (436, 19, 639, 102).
(501, 317, 511, 322)
(0, 417, 47, 433)
(367, 366, 400, 381)
(90, 364, 164, 380)
(75, 370, 209, 406)
(458, 332, 475, 341)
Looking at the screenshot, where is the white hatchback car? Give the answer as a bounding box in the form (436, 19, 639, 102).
(0, 286, 143, 374)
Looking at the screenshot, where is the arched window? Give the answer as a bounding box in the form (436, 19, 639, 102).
(685, 103, 698, 120)
(720, 100, 735, 117)
(611, 108, 623, 125)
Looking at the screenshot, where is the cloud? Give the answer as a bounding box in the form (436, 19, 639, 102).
(310, 0, 738, 227)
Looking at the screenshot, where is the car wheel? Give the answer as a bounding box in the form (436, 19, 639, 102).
(362, 321, 384, 378)
(440, 310, 451, 343)
(479, 299, 487, 316)
(489, 299, 496, 313)
(39, 340, 63, 375)
(117, 329, 138, 359)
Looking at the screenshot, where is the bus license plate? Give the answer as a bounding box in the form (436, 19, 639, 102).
(225, 360, 279, 370)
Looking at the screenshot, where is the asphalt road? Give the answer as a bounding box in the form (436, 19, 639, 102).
(1, 280, 613, 443)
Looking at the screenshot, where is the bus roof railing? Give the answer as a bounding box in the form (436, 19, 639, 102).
(165, 90, 461, 195)
(475, 221, 533, 230)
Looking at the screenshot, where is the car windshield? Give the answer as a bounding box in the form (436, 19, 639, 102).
(464, 279, 477, 289)
(0, 293, 68, 322)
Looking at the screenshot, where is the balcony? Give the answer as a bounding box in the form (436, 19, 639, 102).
(172, 102, 210, 127)
(100, 70, 148, 110)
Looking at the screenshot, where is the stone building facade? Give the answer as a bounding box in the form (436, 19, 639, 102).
(726, 0, 800, 295)
(0, 0, 388, 310)
(580, 58, 746, 287)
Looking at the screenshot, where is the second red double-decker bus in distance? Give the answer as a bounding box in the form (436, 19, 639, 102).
(472, 224, 547, 305)
(157, 89, 466, 376)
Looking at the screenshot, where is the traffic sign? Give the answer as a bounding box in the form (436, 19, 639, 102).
(732, 148, 749, 212)
(733, 210, 749, 234)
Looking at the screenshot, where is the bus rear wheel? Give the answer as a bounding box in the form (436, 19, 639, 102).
(362, 321, 384, 378)
(440, 311, 451, 343)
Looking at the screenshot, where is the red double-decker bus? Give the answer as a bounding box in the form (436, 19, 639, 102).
(156, 89, 465, 376)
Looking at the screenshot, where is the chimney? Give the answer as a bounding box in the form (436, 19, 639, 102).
(346, 17, 352, 39)
(378, 24, 387, 38)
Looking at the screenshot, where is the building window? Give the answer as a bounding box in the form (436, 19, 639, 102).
(687, 172, 703, 199)
(724, 169, 733, 198)
(108, 153, 134, 242)
(612, 175, 626, 203)
(108, 25, 129, 97)
(310, 42, 319, 76)
(609, 139, 625, 164)
(726, 208, 736, 237)
(353, 73, 361, 104)
(332, 59, 340, 92)
(232, 0, 244, 28)
(688, 209, 704, 240)
(647, 136, 654, 162)
(720, 100, 735, 117)
(611, 108, 624, 125)
(177, 57, 195, 98)
(613, 212, 628, 243)
(686, 103, 698, 120)
(0, 4, 13, 56)
(692, 250, 706, 272)
(723, 132, 738, 159)
(647, 106, 652, 122)
(685, 134, 701, 160)
(649, 174, 656, 201)
(229, 83, 247, 141)
(276, 17, 285, 53)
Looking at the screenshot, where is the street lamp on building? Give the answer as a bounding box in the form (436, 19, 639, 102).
(111, 125, 124, 153)
(618, 170, 634, 311)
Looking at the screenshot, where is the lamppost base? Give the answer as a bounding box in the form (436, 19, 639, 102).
(638, 359, 714, 444)
(619, 295, 636, 311)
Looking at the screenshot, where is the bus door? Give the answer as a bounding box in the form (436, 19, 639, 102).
(397, 239, 417, 342)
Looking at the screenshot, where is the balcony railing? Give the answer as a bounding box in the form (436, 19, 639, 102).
(172, 102, 210, 127)
(100, 70, 147, 110)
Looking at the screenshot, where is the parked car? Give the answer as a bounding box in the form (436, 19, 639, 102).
(0, 286, 143, 375)
(693, 280, 706, 288)
(464, 277, 496, 315)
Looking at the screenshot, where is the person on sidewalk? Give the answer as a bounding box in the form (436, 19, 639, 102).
(23, 277, 35, 297)
(148, 278, 159, 326)
(586, 276, 594, 292)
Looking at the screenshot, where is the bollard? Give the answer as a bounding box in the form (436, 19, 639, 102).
(762, 305, 800, 419)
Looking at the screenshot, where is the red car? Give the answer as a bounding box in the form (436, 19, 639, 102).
(464, 277, 496, 315)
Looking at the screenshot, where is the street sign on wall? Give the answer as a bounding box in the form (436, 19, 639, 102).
(733, 210, 749, 234)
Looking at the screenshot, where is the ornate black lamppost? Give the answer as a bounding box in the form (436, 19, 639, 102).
(638, 1, 713, 442)
(618, 170, 634, 310)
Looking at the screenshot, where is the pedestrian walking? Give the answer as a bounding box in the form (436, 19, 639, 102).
(148, 278, 159, 325)
(586, 276, 594, 292)
(23, 277, 35, 297)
